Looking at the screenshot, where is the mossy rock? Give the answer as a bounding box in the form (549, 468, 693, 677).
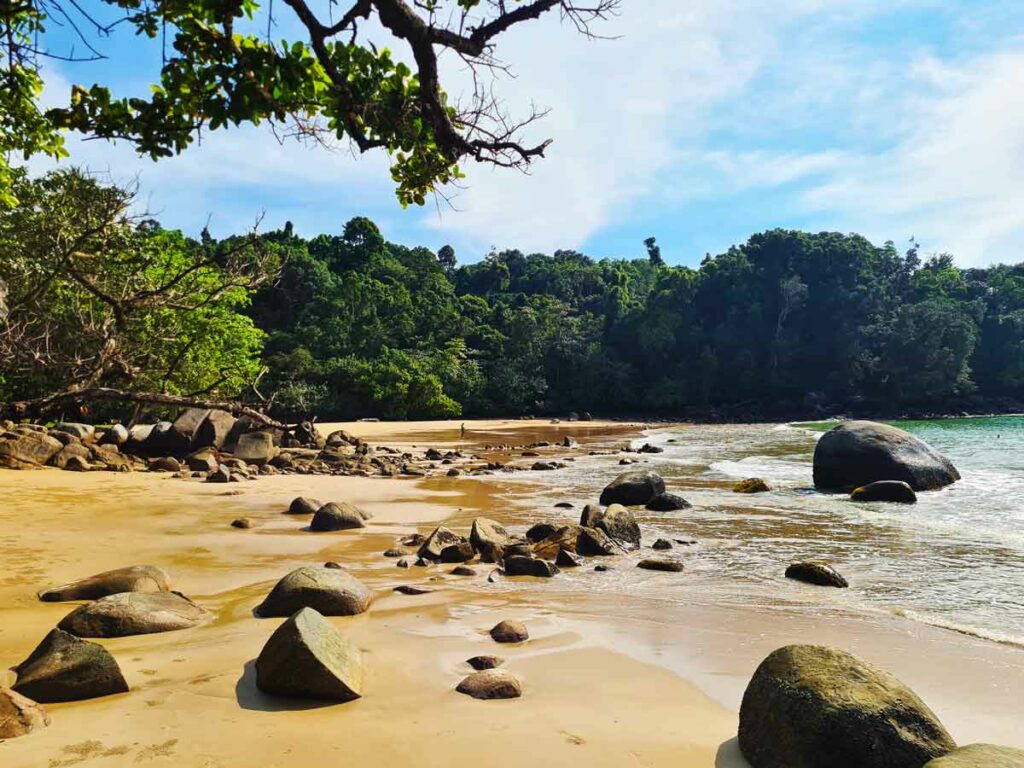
(734, 478, 771, 493)
(924, 744, 1024, 768)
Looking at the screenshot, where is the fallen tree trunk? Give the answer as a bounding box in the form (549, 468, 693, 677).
(2, 387, 287, 429)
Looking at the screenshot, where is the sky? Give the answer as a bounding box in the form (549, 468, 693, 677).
(30, 0, 1024, 268)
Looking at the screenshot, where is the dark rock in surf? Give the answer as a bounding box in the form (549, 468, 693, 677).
(576, 526, 618, 556)
(555, 548, 584, 568)
(310, 502, 366, 531)
(418, 526, 465, 559)
(734, 478, 771, 493)
(646, 492, 691, 511)
(287, 496, 321, 515)
(504, 556, 559, 578)
(440, 542, 475, 563)
(785, 562, 848, 588)
(599, 470, 666, 506)
(596, 503, 641, 549)
(813, 420, 959, 492)
(637, 558, 683, 573)
(850, 480, 917, 504)
(525, 523, 557, 543)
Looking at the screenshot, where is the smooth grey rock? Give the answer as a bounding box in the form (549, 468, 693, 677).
(256, 567, 372, 617)
(57, 591, 210, 637)
(39, 565, 171, 602)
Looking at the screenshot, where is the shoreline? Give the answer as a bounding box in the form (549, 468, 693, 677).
(1, 419, 1022, 765)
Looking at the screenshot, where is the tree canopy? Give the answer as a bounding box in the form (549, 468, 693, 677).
(0, 0, 617, 207)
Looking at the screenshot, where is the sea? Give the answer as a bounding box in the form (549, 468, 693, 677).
(496, 416, 1024, 647)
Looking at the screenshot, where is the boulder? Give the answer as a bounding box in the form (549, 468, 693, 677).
(456, 669, 522, 700)
(0, 686, 50, 739)
(734, 478, 771, 493)
(310, 502, 366, 532)
(39, 565, 171, 602)
(325, 429, 357, 447)
(57, 592, 211, 637)
(579, 503, 604, 528)
(531, 461, 556, 471)
(646, 492, 691, 511)
(504, 556, 559, 578)
(738, 644, 956, 768)
(51, 423, 95, 441)
(123, 423, 155, 454)
(231, 518, 253, 529)
(64, 455, 91, 472)
(256, 566, 372, 617)
(192, 410, 236, 450)
(12, 629, 128, 703)
(144, 421, 189, 458)
(924, 745, 1024, 768)
(652, 538, 673, 550)
(394, 585, 433, 595)
(0, 431, 63, 469)
(171, 408, 210, 441)
(148, 456, 181, 473)
(99, 423, 129, 446)
(637, 558, 683, 573)
(50, 442, 91, 469)
(440, 542, 476, 563)
(490, 620, 529, 643)
(287, 496, 322, 515)
(596, 503, 641, 549)
(638, 443, 664, 454)
(185, 448, 218, 473)
(785, 562, 848, 588)
(525, 522, 558, 543)
(555, 549, 584, 568)
(532, 525, 583, 559)
(466, 655, 503, 671)
(233, 430, 276, 466)
(851, 480, 918, 504)
(576, 526, 618, 556)
(255, 607, 363, 702)
(206, 466, 231, 483)
(599, 470, 666, 506)
(418, 526, 465, 559)
(469, 517, 514, 553)
(451, 565, 477, 576)
(813, 420, 960, 492)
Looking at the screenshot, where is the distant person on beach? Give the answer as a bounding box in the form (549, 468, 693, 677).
(460, 423, 466, 438)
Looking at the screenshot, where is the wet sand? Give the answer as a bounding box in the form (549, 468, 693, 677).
(1, 419, 1021, 766)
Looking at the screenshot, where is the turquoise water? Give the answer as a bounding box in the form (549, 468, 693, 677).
(500, 417, 1024, 646)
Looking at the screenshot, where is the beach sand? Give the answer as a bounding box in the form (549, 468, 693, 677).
(1, 419, 1021, 766)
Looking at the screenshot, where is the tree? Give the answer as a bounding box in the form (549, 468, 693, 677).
(1, 0, 618, 207)
(437, 244, 457, 273)
(644, 236, 664, 267)
(0, 168, 276, 418)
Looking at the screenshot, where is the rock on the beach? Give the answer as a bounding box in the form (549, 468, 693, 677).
(171, 408, 210, 442)
(255, 607, 363, 702)
(924, 745, 1024, 768)
(57, 592, 211, 637)
(148, 456, 181, 473)
(456, 669, 522, 700)
(233, 430, 276, 466)
(0, 431, 63, 469)
(256, 566, 372, 617)
(466, 655, 503, 671)
(734, 478, 771, 493)
(532, 525, 582, 559)
(287, 496, 322, 515)
(310, 502, 366, 532)
(637, 558, 683, 573)
(596, 503, 641, 549)
(185, 448, 218, 473)
(394, 585, 433, 595)
(504, 556, 559, 578)
(206, 466, 231, 483)
(451, 565, 477, 576)
(470, 517, 514, 553)
(192, 409, 236, 450)
(785, 562, 849, 588)
(813, 420, 960, 492)
(525, 522, 558, 543)
(440, 542, 476, 563)
(50, 443, 91, 469)
(39, 565, 171, 602)
(850, 480, 918, 504)
(555, 548, 584, 568)
(13, 629, 128, 703)
(646, 492, 691, 511)
(599, 470, 666, 506)
(580, 503, 604, 528)
(418, 526, 465, 559)
(144, 421, 189, 458)
(576, 526, 618, 556)
(652, 538, 673, 550)
(738, 644, 955, 768)
(99, 423, 129, 446)
(490, 620, 529, 643)
(231, 517, 253, 529)
(0, 686, 51, 739)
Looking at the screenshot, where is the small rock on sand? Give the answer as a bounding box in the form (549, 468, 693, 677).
(456, 669, 522, 700)
(0, 687, 50, 739)
(287, 497, 321, 515)
(466, 655, 504, 671)
(490, 620, 528, 643)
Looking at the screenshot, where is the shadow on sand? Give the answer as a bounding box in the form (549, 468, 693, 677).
(235, 659, 337, 712)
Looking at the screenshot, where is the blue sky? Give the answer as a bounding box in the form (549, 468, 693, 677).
(32, 0, 1024, 267)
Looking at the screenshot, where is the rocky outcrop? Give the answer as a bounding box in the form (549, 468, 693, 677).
(0, 431, 63, 469)
(504, 556, 559, 577)
(576, 526, 617, 556)
(646, 492, 691, 511)
(255, 607, 363, 702)
(440, 542, 475, 563)
(57, 592, 211, 637)
(0, 686, 50, 739)
(469, 518, 514, 554)
(418, 526, 465, 559)
(599, 470, 666, 506)
(233, 431, 276, 466)
(738, 644, 955, 768)
(490, 620, 529, 643)
(13, 629, 129, 703)
(310, 502, 366, 531)
(596, 503, 641, 549)
(851, 480, 918, 504)
(456, 669, 522, 700)
(192, 410, 236, 449)
(525, 523, 557, 543)
(924, 745, 1024, 768)
(813, 421, 959, 492)
(785, 562, 848, 588)
(532, 525, 583, 559)
(171, 408, 210, 443)
(39, 565, 171, 602)
(579, 503, 604, 527)
(256, 567, 372, 617)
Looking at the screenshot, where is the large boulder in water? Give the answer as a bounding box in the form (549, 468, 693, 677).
(813, 421, 959, 492)
(39, 565, 171, 602)
(310, 502, 366, 531)
(418, 526, 465, 559)
(469, 517, 514, 553)
(599, 470, 666, 506)
(256, 566, 372, 617)
(924, 745, 1024, 768)
(12, 629, 129, 703)
(738, 644, 955, 768)
(0, 686, 51, 739)
(596, 503, 641, 549)
(57, 592, 211, 637)
(255, 607, 363, 702)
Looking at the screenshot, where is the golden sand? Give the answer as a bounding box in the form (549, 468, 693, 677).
(0, 419, 1021, 766)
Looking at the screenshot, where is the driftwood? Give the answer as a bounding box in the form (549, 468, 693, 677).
(2, 387, 286, 429)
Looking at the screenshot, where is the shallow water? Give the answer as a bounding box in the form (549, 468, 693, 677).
(495, 417, 1024, 647)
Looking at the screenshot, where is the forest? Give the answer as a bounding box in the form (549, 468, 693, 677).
(3, 168, 1023, 422)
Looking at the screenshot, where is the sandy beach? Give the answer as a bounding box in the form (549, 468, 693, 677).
(1, 419, 1022, 767)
